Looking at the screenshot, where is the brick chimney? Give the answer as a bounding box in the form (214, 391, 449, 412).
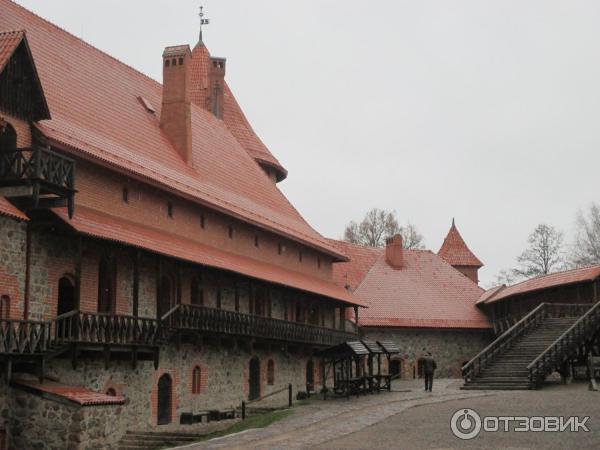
(385, 234, 404, 269)
(161, 45, 193, 166)
(208, 57, 226, 119)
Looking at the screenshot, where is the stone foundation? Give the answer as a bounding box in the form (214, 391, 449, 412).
(362, 327, 492, 378)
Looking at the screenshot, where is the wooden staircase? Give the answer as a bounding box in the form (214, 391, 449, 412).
(463, 302, 600, 390)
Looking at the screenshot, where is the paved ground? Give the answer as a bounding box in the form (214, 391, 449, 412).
(176, 379, 600, 450)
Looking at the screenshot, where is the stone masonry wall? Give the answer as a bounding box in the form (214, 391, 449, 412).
(7, 388, 124, 450)
(0, 216, 27, 320)
(362, 327, 493, 378)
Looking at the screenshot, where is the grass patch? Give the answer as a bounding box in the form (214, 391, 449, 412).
(192, 409, 294, 444)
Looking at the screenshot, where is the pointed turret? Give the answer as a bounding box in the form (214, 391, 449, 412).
(189, 38, 288, 182)
(438, 219, 483, 284)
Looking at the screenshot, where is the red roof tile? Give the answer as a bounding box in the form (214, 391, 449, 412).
(478, 265, 600, 305)
(329, 240, 380, 290)
(0, 29, 23, 72)
(0, 197, 28, 221)
(332, 242, 489, 329)
(13, 379, 125, 406)
(54, 206, 363, 307)
(1, 0, 342, 261)
(190, 42, 287, 180)
(438, 219, 483, 267)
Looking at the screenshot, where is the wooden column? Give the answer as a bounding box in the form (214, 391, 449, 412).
(354, 306, 359, 335)
(132, 250, 140, 317)
(75, 236, 83, 310)
(156, 256, 163, 319)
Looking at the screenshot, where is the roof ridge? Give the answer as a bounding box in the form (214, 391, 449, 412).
(504, 263, 600, 289)
(8, 0, 161, 85)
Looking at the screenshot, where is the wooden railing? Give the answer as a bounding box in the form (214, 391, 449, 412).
(169, 304, 356, 346)
(0, 319, 51, 354)
(0, 146, 75, 191)
(71, 311, 160, 346)
(463, 303, 591, 383)
(528, 301, 600, 387)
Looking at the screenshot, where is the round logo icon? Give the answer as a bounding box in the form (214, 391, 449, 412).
(450, 408, 482, 440)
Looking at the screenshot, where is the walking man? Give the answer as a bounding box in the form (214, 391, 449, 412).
(423, 352, 437, 392)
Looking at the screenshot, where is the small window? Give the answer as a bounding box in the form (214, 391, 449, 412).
(192, 366, 202, 394)
(254, 235, 259, 248)
(167, 202, 173, 218)
(178, 57, 184, 65)
(165, 59, 170, 67)
(200, 214, 206, 229)
(122, 187, 129, 203)
(298, 251, 303, 263)
(171, 58, 176, 66)
(267, 359, 275, 385)
(228, 225, 234, 239)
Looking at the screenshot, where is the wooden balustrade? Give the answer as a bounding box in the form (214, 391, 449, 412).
(463, 302, 593, 383)
(528, 301, 600, 387)
(74, 312, 160, 346)
(0, 319, 51, 354)
(0, 147, 74, 191)
(171, 304, 355, 346)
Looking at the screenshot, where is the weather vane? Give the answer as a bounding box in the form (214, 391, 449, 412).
(199, 6, 210, 42)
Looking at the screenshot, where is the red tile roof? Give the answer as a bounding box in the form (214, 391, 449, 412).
(0, 0, 343, 261)
(478, 265, 600, 305)
(54, 206, 363, 307)
(190, 42, 287, 181)
(13, 379, 125, 406)
(331, 242, 489, 329)
(438, 219, 483, 267)
(329, 240, 380, 290)
(0, 197, 28, 221)
(0, 29, 23, 71)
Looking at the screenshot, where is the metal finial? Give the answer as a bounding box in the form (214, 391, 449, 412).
(199, 6, 210, 42)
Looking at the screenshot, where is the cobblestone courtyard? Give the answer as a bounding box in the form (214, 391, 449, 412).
(177, 379, 600, 450)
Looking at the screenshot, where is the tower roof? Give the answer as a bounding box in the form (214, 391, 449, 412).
(438, 219, 483, 267)
(190, 42, 287, 181)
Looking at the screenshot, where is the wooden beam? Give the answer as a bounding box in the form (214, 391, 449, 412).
(132, 250, 140, 317)
(0, 185, 33, 197)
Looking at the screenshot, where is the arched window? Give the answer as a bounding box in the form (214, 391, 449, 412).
(0, 295, 10, 320)
(267, 359, 275, 385)
(192, 366, 202, 394)
(190, 275, 204, 306)
(98, 257, 115, 314)
(0, 123, 17, 151)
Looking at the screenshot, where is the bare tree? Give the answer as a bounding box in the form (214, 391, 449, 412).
(399, 221, 425, 250)
(571, 203, 600, 267)
(487, 268, 521, 288)
(514, 224, 564, 278)
(343, 209, 425, 249)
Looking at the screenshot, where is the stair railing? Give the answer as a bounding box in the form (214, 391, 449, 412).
(527, 301, 600, 387)
(462, 303, 547, 382)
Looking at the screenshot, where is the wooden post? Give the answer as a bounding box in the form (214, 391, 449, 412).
(24, 223, 32, 320)
(241, 401, 246, 419)
(288, 383, 293, 407)
(75, 236, 82, 311)
(132, 250, 140, 317)
(354, 306, 359, 335)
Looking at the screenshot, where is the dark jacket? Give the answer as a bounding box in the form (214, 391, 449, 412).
(423, 355, 437, 375)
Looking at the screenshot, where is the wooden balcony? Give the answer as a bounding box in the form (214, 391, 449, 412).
(166, 304, 356, 347)
(0, 319, 51, 355)
(0, 146, 75, 217)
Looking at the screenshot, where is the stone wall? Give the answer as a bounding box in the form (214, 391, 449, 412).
(47, 342, 318, 431)
(0, 215, 27, 319)
(362, 327, 493, 378)
(7, 388, 124, 450)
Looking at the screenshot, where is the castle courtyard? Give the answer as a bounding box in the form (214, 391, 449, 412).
(182, 380, 599, 450)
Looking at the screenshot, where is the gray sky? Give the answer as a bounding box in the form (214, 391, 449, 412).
(15, 0, 600, 285)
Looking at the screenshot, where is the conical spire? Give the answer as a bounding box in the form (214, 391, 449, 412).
(438, 219, 483, 267)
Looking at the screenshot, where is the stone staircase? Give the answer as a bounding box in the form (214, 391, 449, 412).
(463, 317, 577, 390)
(117, 430, 205, 450)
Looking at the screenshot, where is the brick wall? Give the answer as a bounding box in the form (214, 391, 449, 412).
(0, 216, 26, 319)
